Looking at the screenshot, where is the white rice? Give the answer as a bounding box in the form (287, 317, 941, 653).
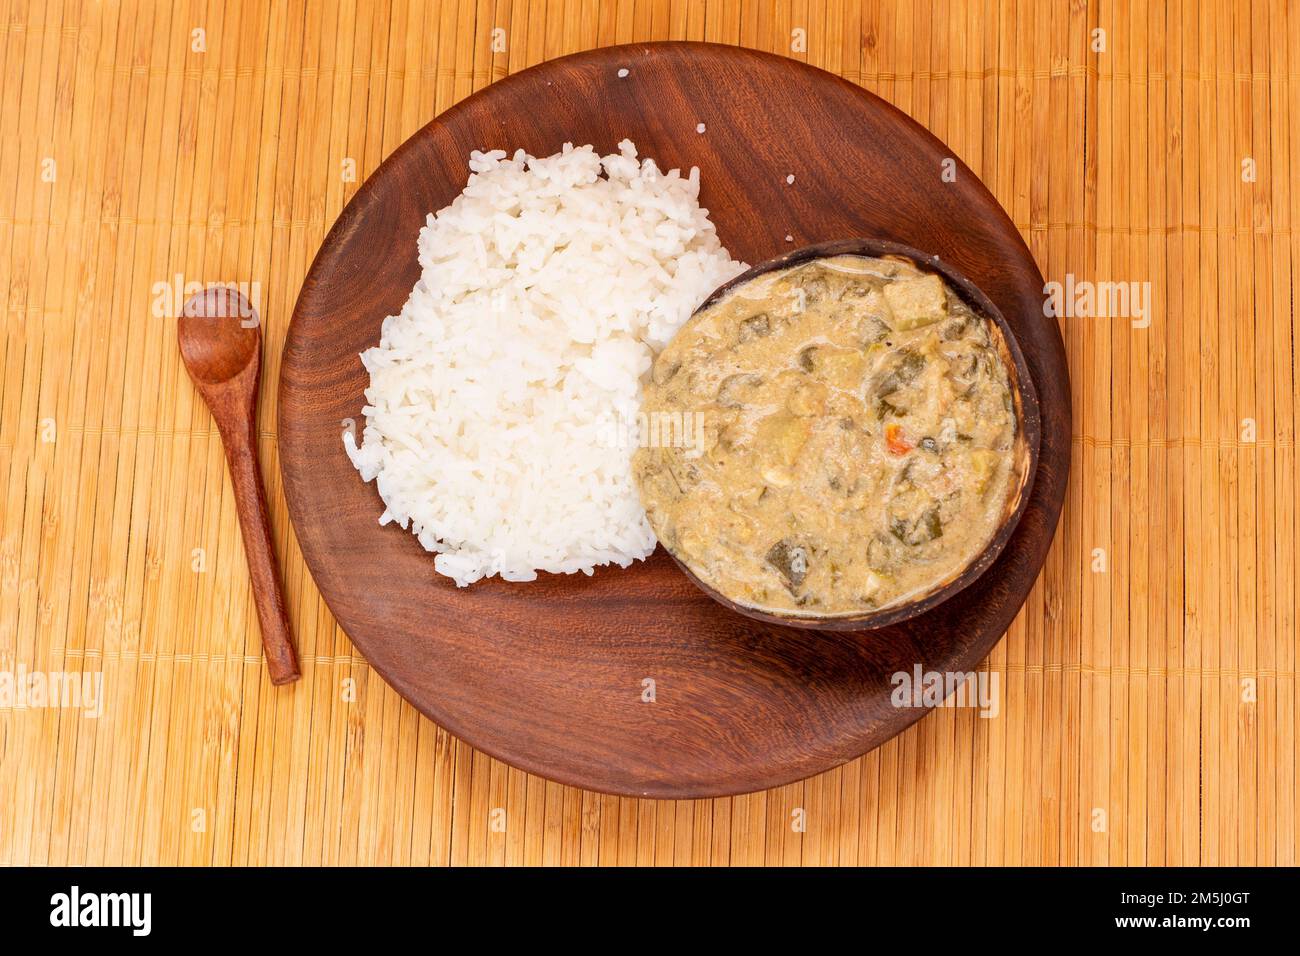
(344, 140, 746, 586)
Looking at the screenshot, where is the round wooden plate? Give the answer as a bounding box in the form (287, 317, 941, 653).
(280, 42, 1071, 799)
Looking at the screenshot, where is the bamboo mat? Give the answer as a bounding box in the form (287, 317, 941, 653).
(0, 0, 1296, 866)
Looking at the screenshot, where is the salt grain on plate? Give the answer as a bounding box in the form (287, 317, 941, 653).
(617, 68, 629, 77)
(696, 123, 706, 133)
(785, 174, 795, 185)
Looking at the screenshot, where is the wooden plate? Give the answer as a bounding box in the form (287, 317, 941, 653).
(279, 42, 1071, 799)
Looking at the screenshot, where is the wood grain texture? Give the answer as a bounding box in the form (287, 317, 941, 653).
(0, 0, 1296, 863)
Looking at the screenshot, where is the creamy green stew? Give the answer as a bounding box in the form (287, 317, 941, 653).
(634, 254, 1018, 617)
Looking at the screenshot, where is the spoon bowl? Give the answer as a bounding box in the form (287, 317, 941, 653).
(179, 287, 261, 386)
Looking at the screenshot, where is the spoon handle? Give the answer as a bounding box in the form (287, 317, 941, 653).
(219, 416, 301, 685)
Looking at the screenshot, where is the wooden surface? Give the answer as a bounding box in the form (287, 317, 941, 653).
(0, 0, 1295, 864)
(280, 45, 1066, 799)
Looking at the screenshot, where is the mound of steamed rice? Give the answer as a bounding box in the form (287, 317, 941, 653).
(344, 140, 746, 586)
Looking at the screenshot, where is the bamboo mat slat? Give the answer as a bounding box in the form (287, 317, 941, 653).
(1, 0, 1298, 866)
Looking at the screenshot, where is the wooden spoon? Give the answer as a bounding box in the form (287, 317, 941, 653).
(179, 287, 301, 685)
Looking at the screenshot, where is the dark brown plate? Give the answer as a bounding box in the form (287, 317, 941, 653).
(654, 238, 1041, 631)
(279, 42, 1070, 799)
